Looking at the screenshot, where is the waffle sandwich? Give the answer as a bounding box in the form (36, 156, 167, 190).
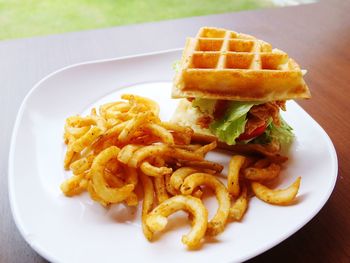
(171, 27, 311, 155)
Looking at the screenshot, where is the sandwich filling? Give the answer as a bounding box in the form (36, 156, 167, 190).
(190, 98, 294, 146)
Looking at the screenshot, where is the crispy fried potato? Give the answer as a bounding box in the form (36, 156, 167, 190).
(71, 126, 103, 153)
(128, 145, 168, 167)
(104, 121, 128, 139)
(69, 155, 94, 175)
(140, 161, 173, 177)
(104, 169, 138, 206)
(146, 123, 174, 145)
(90, 146, 134, 203)
(180, 173, 230, 236)
(164, 174, 178, 196)
(129, 145, 203, 168)
(170, 167, 198, 191)
(64, 142, 76, 170)
(195, 141, 217, 155)
(178, 160, 223, 173)
(146, 195, 208, 249)
(154, 175, 169, 203)
(244, 163, 281, 181)
(117, 144, 141, 164)
(121, 94, 160, 115)
(60, 173, 87, 196)
(140, 172, 155, 240)
(228, 155, 246, 197)
(229, 184, 248, 221)
(160, 122, 193, 145)
(64, 126, 90, 142)
(253, 158, 271, 168)
(61, 93, 301, 249)
(118, 112, 151, 143)
(251, 177, 301, 205)
(124, 165, 138, 186)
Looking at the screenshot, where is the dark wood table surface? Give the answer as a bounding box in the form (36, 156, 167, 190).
(1, 0, 349, 262)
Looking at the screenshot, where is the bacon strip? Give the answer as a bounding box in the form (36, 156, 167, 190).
(245, 101, 285, 134)
(197, 115, 213, 129)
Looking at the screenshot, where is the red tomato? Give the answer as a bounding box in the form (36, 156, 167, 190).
(237, 124, 267, 141)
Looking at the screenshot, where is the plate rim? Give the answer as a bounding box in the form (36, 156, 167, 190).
(8, 49, 338, 263)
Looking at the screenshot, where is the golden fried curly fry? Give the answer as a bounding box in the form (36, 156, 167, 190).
(146, 123, 174, 145)
(140, 172, 155, 241)
(117, 144, 141, 164)
(128, 145, 203, 168)
(99, 101, 131, 120)
(140, 161, 173, 177)
(118, 112, 151, 143)
(251, 177, 301, 205)
(170, 167, 198, 191)
(244, 163, 281, 181)
(121, 94, 160, 116)
(104, 169, 138, 206)
(104, 121, 128, 139)
(64, 142, 76, 170)
(160, 122, 193, 145)
(180, 173, 230, 236)
(146, 195, 208, 249)
(177, 160, 223, 174)
(228, 155, 246, 198)
(64, 126, 90, 143)
(154, 175, 169, 204)
(164, 174, 178, 196)
(60, 173, 87, 196)
(229, 184, 248, 221)
(71, 126, 104, 153)
(90, 146, 134, 203)
(195, 141, 217, 156)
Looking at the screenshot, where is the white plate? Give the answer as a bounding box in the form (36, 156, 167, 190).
(9, 49, 338, 263)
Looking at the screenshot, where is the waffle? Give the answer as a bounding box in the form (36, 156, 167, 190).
(172, 27, 311, 101)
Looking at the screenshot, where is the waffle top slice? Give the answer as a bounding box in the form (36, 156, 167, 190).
(172, 27, 311, 101)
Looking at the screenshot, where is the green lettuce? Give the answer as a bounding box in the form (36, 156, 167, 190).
(252, 116, 294, 147)
(209, 101, 256, 145)
(269, 117, 294, 145)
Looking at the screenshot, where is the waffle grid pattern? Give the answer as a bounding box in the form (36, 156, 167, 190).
(185, 27, 292, 72)
(172, 27, 310, 101)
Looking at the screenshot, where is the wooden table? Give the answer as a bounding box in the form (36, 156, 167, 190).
(1, 0, 349, 261)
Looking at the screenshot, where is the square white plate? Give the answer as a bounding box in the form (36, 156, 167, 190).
(9, 49, 338, 263)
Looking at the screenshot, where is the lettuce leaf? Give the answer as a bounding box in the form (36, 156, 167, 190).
(209, 101, 256, 145)
(269, 116, 294, 146)
(251, 116, 294, 146)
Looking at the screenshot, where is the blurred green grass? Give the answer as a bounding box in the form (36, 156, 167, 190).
(0, 0, 272, 40)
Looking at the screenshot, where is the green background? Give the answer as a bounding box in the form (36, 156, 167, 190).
(0, 0, 272, 40)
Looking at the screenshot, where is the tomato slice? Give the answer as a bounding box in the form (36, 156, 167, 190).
(237, 124, 267, 141)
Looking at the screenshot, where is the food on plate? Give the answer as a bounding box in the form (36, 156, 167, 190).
(171, 27, 311, 156)
(61, 94, 221, 247)
(228, 155, 246, 197)
(180, 172, 230, 236)
(61, 93, 301, 249)
(61, 26, 308, 248)
(146, 195, 208, 249)
(251, 177, 301, 205)
(140, 171, 155, 240)
(229, 183, 248, 221)
(243, 162, 281, 181)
